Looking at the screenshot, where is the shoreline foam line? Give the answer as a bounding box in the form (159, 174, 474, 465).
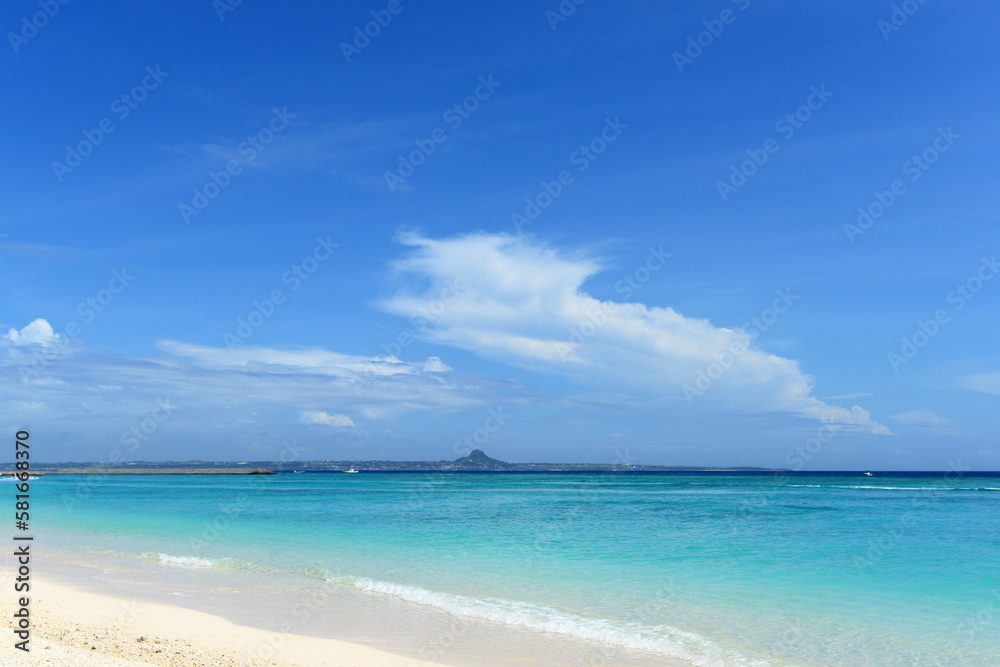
(82, 545, 766, 666)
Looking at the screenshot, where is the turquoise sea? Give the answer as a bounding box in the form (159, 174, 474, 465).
(29, 472, 1000, 665)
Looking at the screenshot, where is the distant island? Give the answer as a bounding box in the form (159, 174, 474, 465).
(1, 449, 783, 474)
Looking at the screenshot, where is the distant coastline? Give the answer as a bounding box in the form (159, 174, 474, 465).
(0, 468, 274, 476)
(2, 449, 785, 474)
(3, 449, 997, 475)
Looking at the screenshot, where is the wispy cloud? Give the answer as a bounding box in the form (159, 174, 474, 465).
(148, 340, 496, 420)
(300, 410, 355, 427)
(962, 371, 1000, 396)
(0, 339, 516, 443)
(162, 116, 417, 192)
(823, 392, 873, 400)
(890, 409, 950, 426)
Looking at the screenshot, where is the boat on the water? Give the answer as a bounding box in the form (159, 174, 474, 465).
(343, 467, 359, 474)
(863, 471, 873, 477)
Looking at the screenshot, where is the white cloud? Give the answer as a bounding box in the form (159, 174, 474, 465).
(0, 338, 506, 433)
(148, 340, 474, 419)
(380, 232, 890, 434)
(890, 409, 950, 426)
(0, 337, 531, 459)
(4, 318, 61, 347)
(300, 410, 355, 427)
(155, 339, 451, 376)
(963, 371, 1000, 396)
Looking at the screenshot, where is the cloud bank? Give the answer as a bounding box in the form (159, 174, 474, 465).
(380, 232, 890, 434)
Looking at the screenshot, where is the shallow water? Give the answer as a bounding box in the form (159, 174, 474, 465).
(28, 472, 1000, 666)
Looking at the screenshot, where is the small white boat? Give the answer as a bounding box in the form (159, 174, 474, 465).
(343, 467, 359, 474)
(863, 471, 873, 477)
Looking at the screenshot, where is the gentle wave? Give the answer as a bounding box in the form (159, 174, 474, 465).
(782, 484, 1000, 491)
(92, 549, 333, 580)
(338, 575, 772, 667)
(135, 552, 261, 571)
(88, 549, 772, 665)
(154, 553, 215, 568)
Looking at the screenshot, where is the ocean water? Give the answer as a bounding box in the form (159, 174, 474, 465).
(27, 472, 1000, 665)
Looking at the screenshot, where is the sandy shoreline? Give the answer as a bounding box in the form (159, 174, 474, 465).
(0, 576, 440, 666)
(0, 552, 684, 667)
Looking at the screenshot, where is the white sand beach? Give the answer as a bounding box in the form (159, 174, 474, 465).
(0, 576, 441, 666)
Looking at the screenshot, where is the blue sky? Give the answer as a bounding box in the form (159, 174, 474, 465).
(2, 0, 998, 469)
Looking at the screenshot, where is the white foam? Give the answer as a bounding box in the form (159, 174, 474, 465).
(336, 575, 772, 667)
(785, 484, 946, 491)
(155, 553, 214, 568)
(81, 549, 773, 664)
